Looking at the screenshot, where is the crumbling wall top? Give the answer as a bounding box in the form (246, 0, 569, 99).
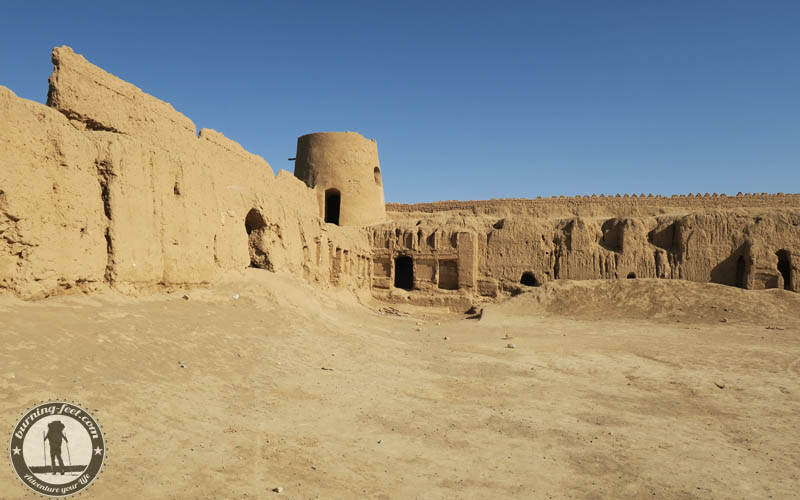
(46, 46, 197, 145)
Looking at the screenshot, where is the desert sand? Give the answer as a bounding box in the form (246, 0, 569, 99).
(2, 271, 798, 499)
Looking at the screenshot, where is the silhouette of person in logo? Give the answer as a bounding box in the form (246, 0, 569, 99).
(44, 420, 68, 475)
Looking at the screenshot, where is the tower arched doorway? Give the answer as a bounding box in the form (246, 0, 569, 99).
(325, 188, 341, 225)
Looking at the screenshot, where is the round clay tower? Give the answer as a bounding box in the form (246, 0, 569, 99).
(293, 131, 386, 226)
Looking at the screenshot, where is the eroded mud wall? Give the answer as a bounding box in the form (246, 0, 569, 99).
(370, 226, 477, 292)
(0, 47, 372, 298)
(479, 213, 800, 293)
(0, 86, 107, 297)
(374, 211, 800, 296)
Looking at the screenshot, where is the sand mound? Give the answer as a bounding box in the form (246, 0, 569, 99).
(482, 279, 800, 324)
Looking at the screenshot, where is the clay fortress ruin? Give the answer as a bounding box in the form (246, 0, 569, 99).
(1, 47, 798, 302)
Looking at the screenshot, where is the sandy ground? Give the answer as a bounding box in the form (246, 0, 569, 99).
(1, 272, 799, 499)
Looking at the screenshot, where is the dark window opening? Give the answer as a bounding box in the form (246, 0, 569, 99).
(777, 250, 792, 291)
(627, 272, 636, 279)
(374, 167, 382, 186)
(394, 255, 414, 290)
(736, 255, 747, 289)
(325, 189, 341, 225)
(245, 209, 266, 235)
(520, 272, 539, 287)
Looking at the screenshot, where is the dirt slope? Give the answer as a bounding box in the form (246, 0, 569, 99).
(483, 279, 800, 324)
(1, 274, 799, 499)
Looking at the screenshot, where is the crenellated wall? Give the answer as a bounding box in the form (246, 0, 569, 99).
(388, 193, 800, 219)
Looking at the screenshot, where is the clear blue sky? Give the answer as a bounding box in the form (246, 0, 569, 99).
(1, 1, 798, 203)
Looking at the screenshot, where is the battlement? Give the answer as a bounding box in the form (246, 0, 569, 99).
(387, 192, 800, 219)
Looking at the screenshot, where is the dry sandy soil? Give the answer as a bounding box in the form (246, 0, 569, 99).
(1, 272, 799, 499)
